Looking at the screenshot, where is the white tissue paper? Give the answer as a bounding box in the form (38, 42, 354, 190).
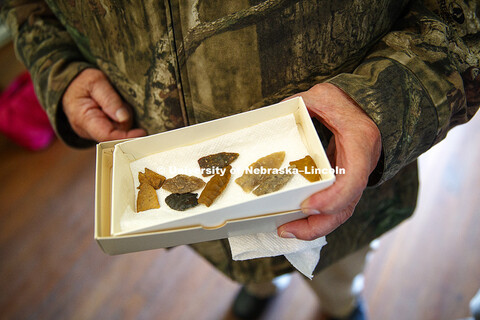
(120, 113, 312, 233)
(229, 232, 327, 279)
(120, 113, 326, 275)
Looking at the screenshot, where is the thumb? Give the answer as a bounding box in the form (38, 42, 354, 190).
(90, 75, 131, 124)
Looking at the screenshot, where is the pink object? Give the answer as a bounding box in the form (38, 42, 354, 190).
(0, 72, 55, 150)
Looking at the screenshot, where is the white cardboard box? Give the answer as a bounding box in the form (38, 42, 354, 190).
(95, 97, 335, 255)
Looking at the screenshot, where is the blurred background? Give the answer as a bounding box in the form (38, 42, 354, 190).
(1, 25, 479, 320)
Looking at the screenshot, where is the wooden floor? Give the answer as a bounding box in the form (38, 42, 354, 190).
(1, 44, 480, 320)
(364, 112, 480, 320)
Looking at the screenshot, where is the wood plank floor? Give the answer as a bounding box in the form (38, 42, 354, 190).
(1, 111, 478, 320)
(363, 111, 480, 320)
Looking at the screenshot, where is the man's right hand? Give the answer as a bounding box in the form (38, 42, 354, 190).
(62, 68, 146, 142)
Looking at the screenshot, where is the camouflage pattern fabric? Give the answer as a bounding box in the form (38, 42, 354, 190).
(1, 0, 479, 284)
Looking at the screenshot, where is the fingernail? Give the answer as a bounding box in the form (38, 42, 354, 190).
(280, 231, 296, 239)
(301, 208, 321, 215)
(300, 199, 321, 215)
(116, 108, 129, 122)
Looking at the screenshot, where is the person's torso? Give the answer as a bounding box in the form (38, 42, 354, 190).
(45, 0, 409, 133)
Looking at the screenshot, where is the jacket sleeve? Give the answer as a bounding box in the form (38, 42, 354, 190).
(327, 0, 480, 185)
(1, 0, 95, 147)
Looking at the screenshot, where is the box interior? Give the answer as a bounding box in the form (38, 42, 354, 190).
(99, 98, 335, 241)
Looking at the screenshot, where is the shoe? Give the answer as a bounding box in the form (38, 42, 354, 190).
(324, 299, 367, 320)
(232, 286, 274, 319)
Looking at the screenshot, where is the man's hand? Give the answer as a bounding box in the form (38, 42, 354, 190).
(62, 68, 146, 141)
(278, 83, 382, 240)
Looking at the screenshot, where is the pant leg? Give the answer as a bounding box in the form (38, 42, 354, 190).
(306, 245, 370, 318)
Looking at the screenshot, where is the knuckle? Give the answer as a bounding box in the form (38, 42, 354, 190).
(305, 219, 325, 240)
(69, 115, 82, 128)
(335, 210, 353, 226)
(84, 68, 104, 80)
(306, 227, 325, 240)
(103, 92, 120, 106)
(306, 233, 319, 241)
(80, 69, 107, 89)
(94, 130, 109, 142)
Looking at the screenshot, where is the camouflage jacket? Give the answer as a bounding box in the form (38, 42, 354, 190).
(2, 0, 479, 283)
